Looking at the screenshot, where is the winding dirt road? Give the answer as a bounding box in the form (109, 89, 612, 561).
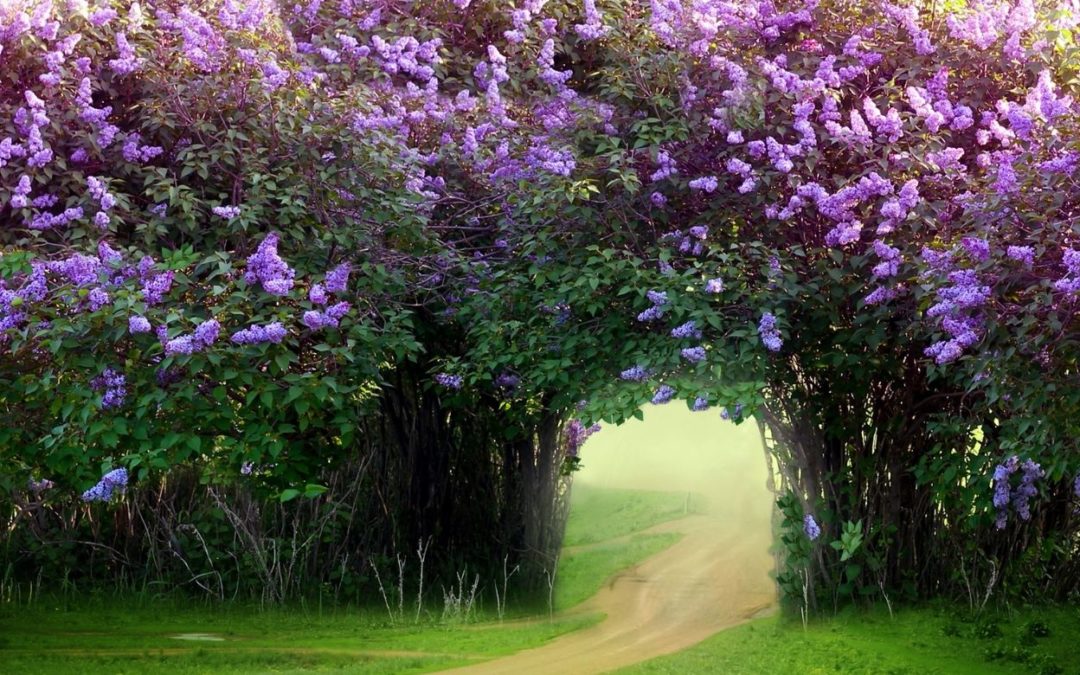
(444, 405, 776, 674)
(444, 512, 774, 674)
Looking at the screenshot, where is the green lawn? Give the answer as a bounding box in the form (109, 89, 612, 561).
(562, 484, 693, 547)
(0, 484, 692, 674)
(555, 532, 682, 610)
(619, 604, 1080, 675)
(12, 485, 1071, 675)
(0, 603, 598, 673)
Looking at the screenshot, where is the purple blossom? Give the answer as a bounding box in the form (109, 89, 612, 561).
(129, 316, 151, 334)
(244, 234, 295, 296)
(680, 346, 707, 363)
(164, 335, 197, 356)
(564, 419, 601, 456)
(758, 312, 783, 352)
(90, 368, 126, 409)
(688, 176, 719, 193)
(620, 365, 649, 382)
(435, 373, 463, 389)
(803, 514, 821, 540)
(671, 320, 700, 339)
(230, 322, 287, 345)
(194, 319, 220, 347)
(691, 397, 709, 411)
(704, 278, 724, 294)
(1007, 245, 1034, 267)
(324, 263, 351, 293)
(82, 467, 128, 502)
(27, 477, 54, 493)
(651, 384, 676, 405)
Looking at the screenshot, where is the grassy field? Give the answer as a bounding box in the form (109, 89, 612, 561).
(4, 483, 1079, 674)
(562, 484, 693, 547)
(620, 604, 1080, 675)
(0, 484, 693, 674)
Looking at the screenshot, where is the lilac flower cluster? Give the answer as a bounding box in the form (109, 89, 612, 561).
(435, 373, 463, 389)
(129, 315, 152, 334)
(758, 312, 783, 352)
(680, 346, 707, 363)
(803, 514, 821, 540)
(992, 455, 1044, 529)
(924, 265, 990, 364)
(212, 205, 241, 219)
(691, 396, 709, 411)
(164, 319, 221, 356)
(82, 468, 129, 502)
(651, 384, 676, 405)
(137, 256, 174, 305)
(637, 289, 669, 322)
(720, 403, 745, 421)
(86, 176, 117, 230)
(90, 368, 126, 409)
(243, 234, 295, 296)
(495, 372, 520, 392)
(564, 419, 602, 457)
(574, 0, 611, 41)
(27, 477, 54, 493)
(230, 322, 287, 345)
(302, 302, 350, 330)
(1053, 249, 1080, 294)
(619, 365, 650, 382)
(671, 320, 700, 339)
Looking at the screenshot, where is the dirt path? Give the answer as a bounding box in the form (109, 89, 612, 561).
(442, 510, 775, 675)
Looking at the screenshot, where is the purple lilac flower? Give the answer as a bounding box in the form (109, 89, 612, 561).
(671, 321, 700, 339)
(803, 514, 821, 540)
(194, 319, 220, 347)
(688, 176, 719, 193)
(620, 365, 649, 382)
(1012, 459, 1043, 522)
(325, 263, 351, 293)
(651, 384, 676, 405)
(240, 462, 254, 476)
(720, 403, 745, 421)
(230, 322, 287, 345)
(81, 467, 129, 502)
(90, 368, 126, 408)
(28, 477, 54, 493)
(164, 335, 197, 356)
(309, 284, 328, 305)
(681, 346, 707, 363)
(495, 372, 520, 391)
(1007, 245, 1034, 267)
(691, 397, 709, 411)
(128, 315, 151, 334)
(212, 205, 241, 219)
(435, 373, 463, 389)
(758, 312, 783, 352)
(705, 278, 724, 294)
(243, 234, 295, 296)
(564, 419, 602, 457)
(88, 287, 110, 311)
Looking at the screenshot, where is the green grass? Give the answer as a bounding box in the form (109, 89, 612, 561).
(0, 485, 692, 674)
(562, 484, 693, 547)
(555, 532, 682, 610)
(618, 604, 1080, 674)
(0, 603, 600, 674)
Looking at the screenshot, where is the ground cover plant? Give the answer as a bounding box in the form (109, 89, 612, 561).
(621, 604, 1080, 675)
(0, 484, 686, 674)
(1, 0, 1079, 652)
